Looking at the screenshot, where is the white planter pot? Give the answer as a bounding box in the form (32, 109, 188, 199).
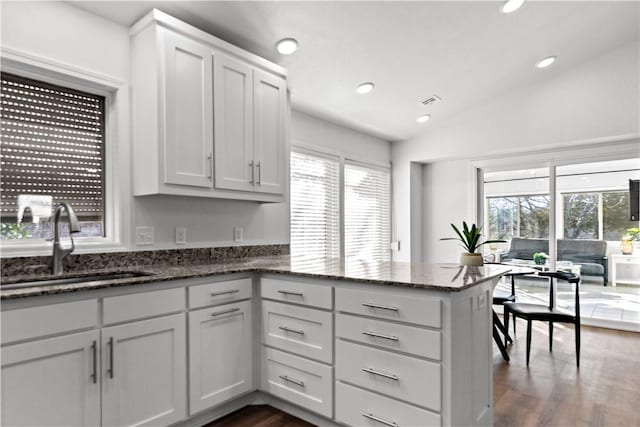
(460, 252, 483, 266)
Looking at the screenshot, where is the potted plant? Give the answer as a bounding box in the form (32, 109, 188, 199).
(441, 222, 506, 266)
(533, 252, 549, 265)
(621, 227, 640, 255)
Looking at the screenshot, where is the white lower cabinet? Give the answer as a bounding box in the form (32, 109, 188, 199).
(1, 330, 101, 427)
(261, 347, 333, 418)
(101, 314, 187, 427)
(189, 300, 253, 414)
(335, 381, 441, 427)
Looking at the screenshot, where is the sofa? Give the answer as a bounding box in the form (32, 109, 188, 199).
(502, 237, 608, 284)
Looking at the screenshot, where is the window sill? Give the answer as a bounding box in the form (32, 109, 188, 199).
(0, 239, 127, 258)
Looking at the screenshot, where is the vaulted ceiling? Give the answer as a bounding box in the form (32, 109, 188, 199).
(71, 1, 640, 142)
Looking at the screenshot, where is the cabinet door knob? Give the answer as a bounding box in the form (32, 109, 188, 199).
(256, 161, 262, 186)
(249, 161, 255, 184)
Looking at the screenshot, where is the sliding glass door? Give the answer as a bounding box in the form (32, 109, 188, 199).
(481, 157, 640, 328)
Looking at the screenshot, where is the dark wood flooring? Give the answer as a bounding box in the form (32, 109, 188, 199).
(206, 325, 640, 427)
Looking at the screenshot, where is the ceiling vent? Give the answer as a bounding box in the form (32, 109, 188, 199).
(421, 95, 442, 106)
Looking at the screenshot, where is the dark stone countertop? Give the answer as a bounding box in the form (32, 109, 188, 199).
(0, 255, 512, 300)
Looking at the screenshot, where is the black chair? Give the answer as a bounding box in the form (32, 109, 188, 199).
(503, 271, 581, 367)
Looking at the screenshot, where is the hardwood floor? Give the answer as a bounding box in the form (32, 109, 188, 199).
(206, 405, 314, 427)
(493, 322, 640, 427)
(206, 325, 640, 427)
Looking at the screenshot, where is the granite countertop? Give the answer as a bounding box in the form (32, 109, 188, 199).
(0, 255, 512, 299)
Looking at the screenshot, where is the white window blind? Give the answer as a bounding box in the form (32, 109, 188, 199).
(345, 162, 391, 262)
(0, 72, 105, 239)
(290, 150, 340, 258)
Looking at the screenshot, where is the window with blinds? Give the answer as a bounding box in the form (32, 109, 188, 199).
(0, 72, 106, 239)
(345, 162, 391, 262)
(290, 150, 340, 258)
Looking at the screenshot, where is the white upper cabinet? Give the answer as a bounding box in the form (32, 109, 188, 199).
(253, 69, 287, 194)
(131, 10, 288, 202)
(214, 55, 287, 194)
(162, 31, 214, 188)
(214, 55, 254, 192)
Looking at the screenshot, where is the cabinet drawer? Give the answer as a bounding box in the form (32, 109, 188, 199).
(189, 277, 252, 309)
(103, 287, 184, 325)
(336, 313, 441, 360)
(261, 347, 333, 418)
(335, 381, 440, 427)
(262, 300, 332, 364)
(336, 340, 441, 411)
(1, 299, 98, 345)
(335, 287, 441, 328)
(261, 277, 332, 309)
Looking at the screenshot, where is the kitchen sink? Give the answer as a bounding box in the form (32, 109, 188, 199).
(1, 271, 155, 291)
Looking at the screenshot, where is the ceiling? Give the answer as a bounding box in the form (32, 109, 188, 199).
(70, 1, 639, 142)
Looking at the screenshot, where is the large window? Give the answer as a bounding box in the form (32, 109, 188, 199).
(487, 195, 549, 240)
(562, 190, 636, 241)
(290, 151, 340, 258)
(0, 72, 105, 240)
(345, 162, 391, 262)
(290, 149, 391, 262)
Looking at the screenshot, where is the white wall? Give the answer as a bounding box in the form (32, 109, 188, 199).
(291, 110, 391, 165)
(393, 41, 640, 262)
(1, 1, 391, 253)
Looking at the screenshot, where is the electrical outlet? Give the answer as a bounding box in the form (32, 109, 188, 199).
(135, 226, 154, 246)
(234, 227, 243, 243)
(175, 227, 186, 244)
(477, 293, 487, 310)
(390, 241, 400, 251)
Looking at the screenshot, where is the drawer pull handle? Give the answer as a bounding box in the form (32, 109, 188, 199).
(107, 337, 114, 379)
(211, 307, 240, 317)
(279, 326, 305, 335)
(210, 289, 240, 297)
(278, 375, 305, 387)
(362, 302, 399, 312)
(362, 412, 398, 427)
(90, 340, 97, 384)
(362, 330, 399, 342)
(362, 367, 399, 381)
(278, 290, 304, 297)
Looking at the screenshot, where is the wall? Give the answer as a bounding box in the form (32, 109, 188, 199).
(392, 41, 640, 262)
(1, 1, 391, 254)
(291, 110, 391, 165)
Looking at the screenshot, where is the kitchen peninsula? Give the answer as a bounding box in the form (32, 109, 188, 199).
(1, 253, 510, 427)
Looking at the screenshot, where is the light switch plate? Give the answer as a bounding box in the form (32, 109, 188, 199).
(135, 226, 154, 246)
(175, 227, 186, 244)
(234, 227, 243, 242)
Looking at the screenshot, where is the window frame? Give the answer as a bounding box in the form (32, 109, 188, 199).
(0, 49, 130, 257)
(290, 143, 392, 260)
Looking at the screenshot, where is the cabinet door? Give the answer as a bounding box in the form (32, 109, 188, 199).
(1, 330, 100, 427)
(189, 300, 253, 414)
(102, 314, 186, 427)
(163, 30, 214, 188)
(253, 69, 287, 194)
(214, 54, 254, 192)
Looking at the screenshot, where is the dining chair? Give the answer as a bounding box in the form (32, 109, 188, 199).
(503, 271, 581, 367)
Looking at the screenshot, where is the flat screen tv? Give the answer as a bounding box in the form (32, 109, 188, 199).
(631, 179, 639, 221)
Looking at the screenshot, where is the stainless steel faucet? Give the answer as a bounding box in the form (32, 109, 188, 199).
(52, 202, 81, 275)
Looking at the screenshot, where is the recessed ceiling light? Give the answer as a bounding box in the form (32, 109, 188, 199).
(416, 114, 431, 123)
(501, 0, 524, 14)
(536, 56, 556, 69)
(276, 38, 298, 55)
(356, 82, 375, 94)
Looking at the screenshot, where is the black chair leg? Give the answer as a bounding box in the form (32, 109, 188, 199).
(575, 321, 581, 368)
(504, 308, 510, 340)
(526, 320, 532, 366)
(549, 322, 553, 352)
